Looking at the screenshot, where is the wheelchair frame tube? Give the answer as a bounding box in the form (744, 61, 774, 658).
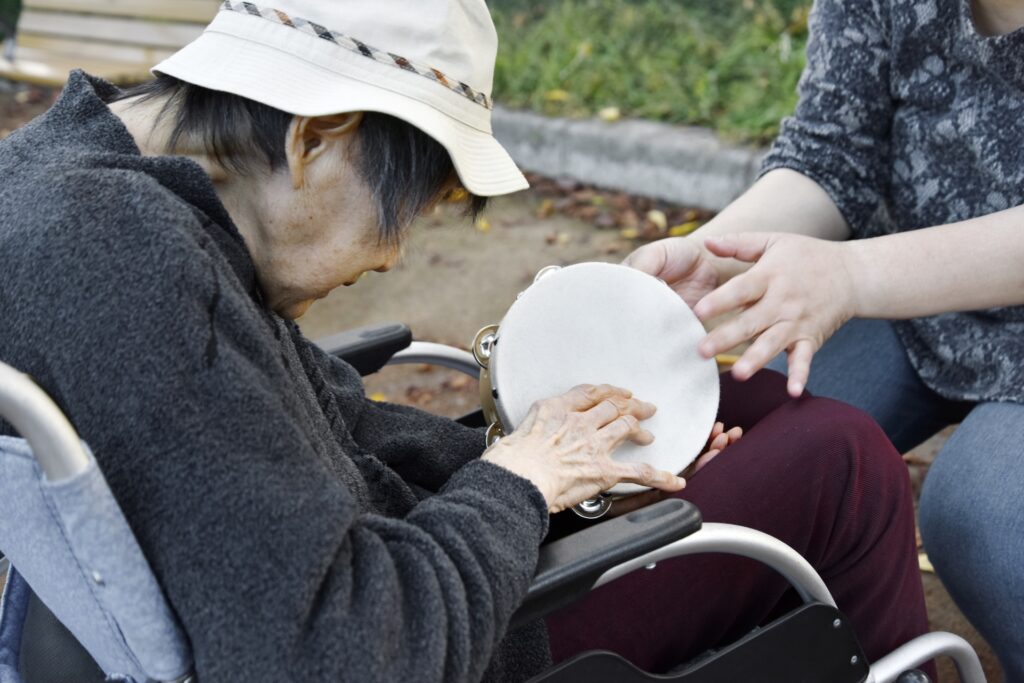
(384, 344, 987, 683)
(388, 342, 481, 378)
(0, 362, 91, 482)
(593, 523, 836, 607)
(867, 632, 986, 683)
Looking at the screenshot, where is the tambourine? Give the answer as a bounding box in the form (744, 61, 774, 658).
(472, 262, 720, 519)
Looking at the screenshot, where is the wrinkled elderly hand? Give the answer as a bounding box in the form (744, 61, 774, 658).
(482, 384, 686, 514)
(693, 233, 858, 397)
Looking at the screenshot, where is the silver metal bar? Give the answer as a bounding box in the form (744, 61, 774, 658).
(387, 342, 480, 379)
(866, 632, 986, 683)
(0, 362, 90, 482)
(594, 522, 836, 607)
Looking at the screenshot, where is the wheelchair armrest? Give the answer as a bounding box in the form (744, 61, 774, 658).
(316, 323, 413, 376)
(511, 498, 702, 629)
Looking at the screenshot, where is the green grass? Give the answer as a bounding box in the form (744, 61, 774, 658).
(491, 0, 811, 144)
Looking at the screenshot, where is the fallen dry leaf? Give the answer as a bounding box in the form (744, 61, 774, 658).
(669, 220, 701, 237)
(646, 209, 668, 232)
(536, 198, 555, 219)
(443, 375, 473, 391)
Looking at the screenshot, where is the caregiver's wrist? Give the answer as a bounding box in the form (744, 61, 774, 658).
(840, 238, 882, 318)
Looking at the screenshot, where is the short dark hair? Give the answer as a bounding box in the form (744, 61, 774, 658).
(114, 75, 487, 243)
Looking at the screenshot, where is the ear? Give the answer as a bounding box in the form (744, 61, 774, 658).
(286, 111, 365, 190)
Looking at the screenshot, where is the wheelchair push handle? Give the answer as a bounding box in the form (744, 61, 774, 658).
(0, 361, 90, 481)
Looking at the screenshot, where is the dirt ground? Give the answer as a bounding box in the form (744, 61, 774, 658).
(0, 81, 1003, 681)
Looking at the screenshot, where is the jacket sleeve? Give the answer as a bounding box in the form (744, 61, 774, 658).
(307, 342, 488, 493)
(0, 172, 549, 683)
(759, 0, 895, 237)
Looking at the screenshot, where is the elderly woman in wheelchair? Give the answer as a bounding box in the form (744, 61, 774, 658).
(0, 1, 986, 682)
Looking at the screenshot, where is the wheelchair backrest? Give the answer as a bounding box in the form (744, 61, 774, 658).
(0, 362, 193, 683)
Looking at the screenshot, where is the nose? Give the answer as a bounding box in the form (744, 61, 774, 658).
(375, 253, 399, 273)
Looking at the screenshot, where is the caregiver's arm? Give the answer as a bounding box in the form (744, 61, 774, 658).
(695, 204, 1024, 396)
(627, 0, 889, 298)
(694, 169, 850, 280)
(625, 171, 848, 300)
(847, 205, 1024, 318)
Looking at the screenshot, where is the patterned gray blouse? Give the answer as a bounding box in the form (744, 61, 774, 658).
(761, 0, 1024, 404)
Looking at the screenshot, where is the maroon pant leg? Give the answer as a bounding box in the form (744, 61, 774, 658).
(545, 371, 932, 676)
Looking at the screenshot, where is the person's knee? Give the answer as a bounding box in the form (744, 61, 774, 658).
(772, 397, 914, 513)
(918, 461, 987, 567)
(784, 397, 902, 467)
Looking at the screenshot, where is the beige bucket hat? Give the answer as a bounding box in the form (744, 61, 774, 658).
(154, 0, 528, 196)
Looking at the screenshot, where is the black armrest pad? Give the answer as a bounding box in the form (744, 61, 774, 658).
(316, 323, 413, 376)
(511, 498, 702, 628)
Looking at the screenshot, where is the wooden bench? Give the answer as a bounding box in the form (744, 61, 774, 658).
(0, 0, 219, 86)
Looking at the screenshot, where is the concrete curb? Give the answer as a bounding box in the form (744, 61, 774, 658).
(492, 107, 768, 212)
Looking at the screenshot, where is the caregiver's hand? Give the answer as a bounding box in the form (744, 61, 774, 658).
(622, 236, 720, 307)
(693, 233, 858, 397)
(482, 384, 686, 514)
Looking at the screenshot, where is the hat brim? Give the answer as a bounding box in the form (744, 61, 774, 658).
(154, 30, 529, 197)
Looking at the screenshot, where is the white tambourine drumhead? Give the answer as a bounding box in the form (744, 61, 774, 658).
(490, 262, 720, 495)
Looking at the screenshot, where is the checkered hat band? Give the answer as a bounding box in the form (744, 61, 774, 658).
(220, 1, 493, 110)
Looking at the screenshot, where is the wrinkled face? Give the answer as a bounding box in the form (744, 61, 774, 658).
(231, 113, 409, 320)
(253, 146, 401, 320)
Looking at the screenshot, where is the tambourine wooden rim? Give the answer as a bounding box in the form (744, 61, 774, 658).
(473, 262, 720, 517)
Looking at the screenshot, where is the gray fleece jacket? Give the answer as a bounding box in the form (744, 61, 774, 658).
(0, 71, 552, 682)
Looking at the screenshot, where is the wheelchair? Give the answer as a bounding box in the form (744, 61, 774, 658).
(0, 323, 987, 683)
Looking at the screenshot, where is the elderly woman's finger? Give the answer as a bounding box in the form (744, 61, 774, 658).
(562, 383, 632, 411)
(628, 427, 656, 446)
(598, 414, 641, 445)
(598, 414, 656, 447)
(615, 461, 686, 493)
(786, 339, 815, 397)
(584, 397, 656, 428)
